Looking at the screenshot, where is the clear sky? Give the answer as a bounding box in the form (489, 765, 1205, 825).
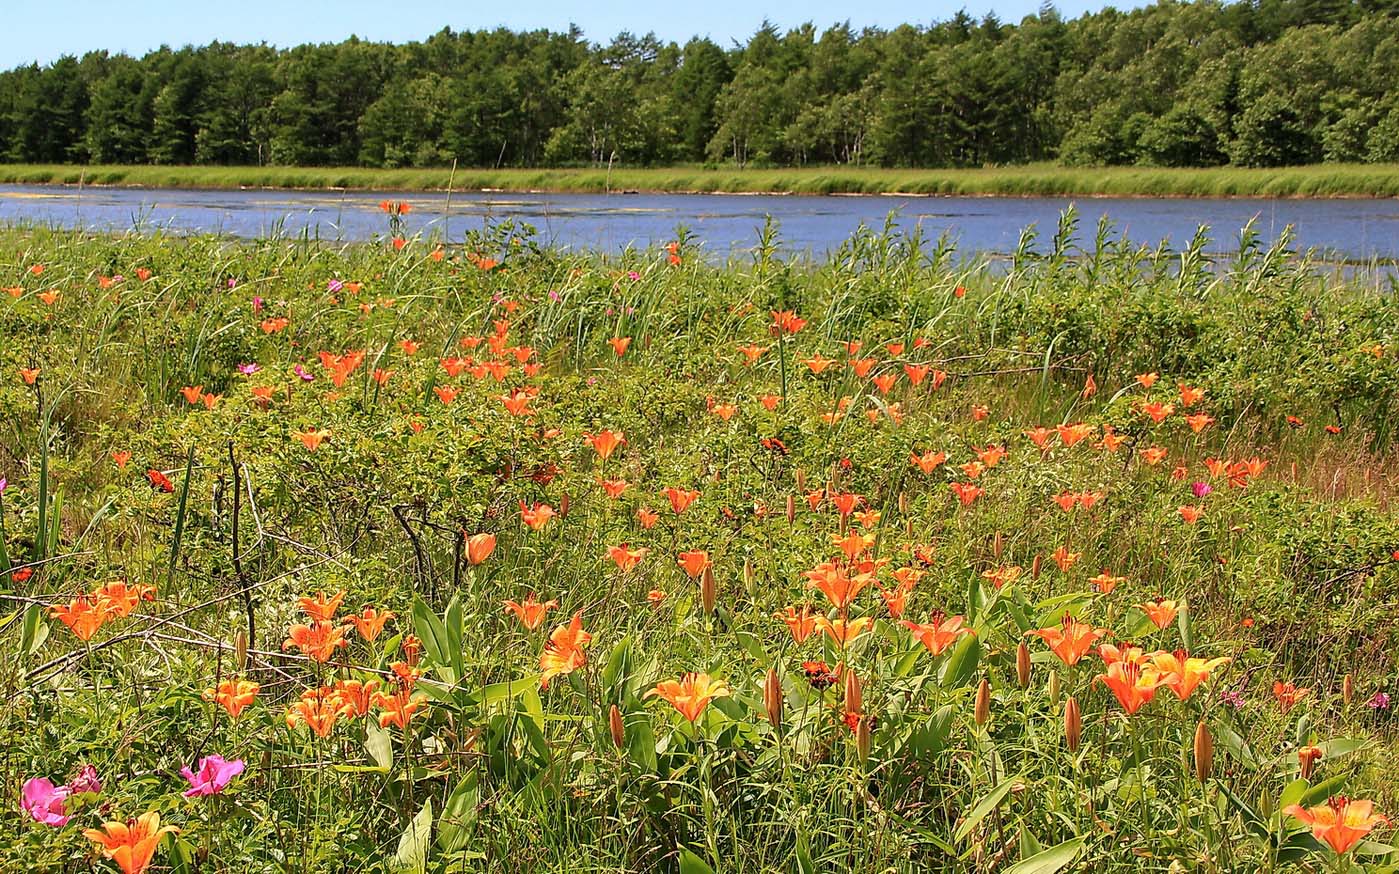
(2, 0, 1145, 67)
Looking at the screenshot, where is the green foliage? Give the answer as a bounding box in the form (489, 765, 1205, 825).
(3, 222, 1399, 870)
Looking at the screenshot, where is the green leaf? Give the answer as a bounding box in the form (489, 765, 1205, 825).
(20, 603, 49, 656)
(677, 848, 715, 874)
(600, 635, 633, 693)
(365, 721, 393, 771)
(411, 597, 458, 687)
(166, 446, 195, 587)
(1003, 836, 1085, 874)
(939, 634, 981, 689)
(734, 630, 770, 666)
(479, 675, 541, 707)
(392, 799, 433, 873)
(794, 831, 815, 874)
(954, 773, 1023, 843)
(437, 772, 479, 854)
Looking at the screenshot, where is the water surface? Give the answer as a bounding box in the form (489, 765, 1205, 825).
(1, 184, 1397, 260)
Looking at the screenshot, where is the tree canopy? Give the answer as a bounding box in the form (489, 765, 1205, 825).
(1, 0, 1397, 169)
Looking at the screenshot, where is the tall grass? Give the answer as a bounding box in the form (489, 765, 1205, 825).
(3, 162, 1399, 197)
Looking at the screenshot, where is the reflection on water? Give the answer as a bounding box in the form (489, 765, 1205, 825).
(1, 183, 1397, 262)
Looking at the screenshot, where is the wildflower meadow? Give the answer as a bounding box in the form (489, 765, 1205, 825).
(3, 212, 1399, 872)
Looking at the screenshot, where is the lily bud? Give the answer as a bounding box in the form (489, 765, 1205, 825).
(795, 469, 806, 492)
(1048, 670, 1061, 707)
(234, 628, 248, 674)
(1193, 721, 1213, 782)
(993, 531, 1004, 560)
(1342, 673, 1354, 707)
(785, 494, 796, 524)
(608, 704, 625, 750)
(1064, 696, 1082, 754)
(974, 678, 991, 726)
(559, 492, 571, 518)
(898, 491, 908, 515)
(742, 558, 755, 597)
(855, 715, 871, 763)
(763, 668, 783, 731)
(1016, 641, 1031, 689)
(700, 566, 717, 615)
(843, 668, 863, 715)
(906, 518, 914, 538)
(1031, 554, 1042, 580)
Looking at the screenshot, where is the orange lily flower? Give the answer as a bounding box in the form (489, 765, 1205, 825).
(1141, 401, 1175, 423)
(465, 532, 497, 565)
(1089, 570, 1124, 594)
(19, 367, 40, 385)
(332, 678, 380, 717)
(83, 811, 179, 874)
(499, 390, 533, 416)
(504, 594, 559, 631)
(1056, 423, 1095, 447)
(609, 336, 632, 356)
(1178, 505, 1203, 524)
(1051, 545, 1081, 572)
(910, 449, 947, 474)
(1284, 797, 1389, 855)
(872, 373, 898, 395)
(1028, 613, 1107, 666)
(950, 482, 984, 506)
(1139, 598, 1179, 630)
(539, 611, 591, 688)
(1148, 650, 1230, 700)
(1185, 412, 1215, 433)
(676, 550, 711, 579)
(736, 344, 767, 365)
(770, 310, 807, 335)
(1140, 446, 1168, 466)
(1097, 660, 1164, 714)
(345, 607, 395, 642)
(637, 507, 660, 528)
(204, 677, 260, 719)
(1135, 372, 1159, 389)
(1273, 681, 1311, 712)
(51, 595, 112, 641)
(599, 478, 629, 499)
(776, 605, 817, 644)
(1178, 383, 1205, 406)
(647, 673, 731, 722)
(285, 686, 342, 736)
(298, 590, 345, 621)
(1024, 426, 1055, 450)
(283, 621, 348, 662)
(665, 487, 700, 514)
(293, 429, 331, 451)
(373, 687, 425, 729)
(902, 612, 974, 655)
(803, 355, 835, 374)
(815, 615, 872, 646)
(904, 363, 930, 385)
(584, 429, 625, 460)
(608, 543, 648, 572)
(805, 561, 873, 610)
(95, 581, 156, 617)
(179, 385, 204, 404)
(520, 502, 557, 531)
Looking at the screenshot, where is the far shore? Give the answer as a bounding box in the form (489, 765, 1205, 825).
(2, 163, 1399, 199)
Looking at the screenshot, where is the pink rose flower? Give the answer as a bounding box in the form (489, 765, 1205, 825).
(180, 755, 245, 798)
(21, 777, 69, 826)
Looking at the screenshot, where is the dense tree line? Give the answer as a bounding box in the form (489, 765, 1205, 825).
(1, 0, 1398, 169)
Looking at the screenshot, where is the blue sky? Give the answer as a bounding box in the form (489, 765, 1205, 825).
(3, 0, 1145, 67)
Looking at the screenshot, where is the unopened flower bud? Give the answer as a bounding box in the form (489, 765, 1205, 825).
(974, 678, 991, 726)
(1193, 721, 1213, 782)
(1064, 696, 1082, 754)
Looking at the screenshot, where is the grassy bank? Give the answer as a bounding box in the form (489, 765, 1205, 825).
(4, 223, 1399, 870)
(3, 162, 1399, 197)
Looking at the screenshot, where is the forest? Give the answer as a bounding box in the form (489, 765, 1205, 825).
(0, 0, 1398, 170)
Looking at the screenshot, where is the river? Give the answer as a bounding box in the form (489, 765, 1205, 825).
(1, 183, 1397, 261)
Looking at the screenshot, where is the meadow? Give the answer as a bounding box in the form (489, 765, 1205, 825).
(5, 162, 1399, 198)
(3, 211, 1399, 873)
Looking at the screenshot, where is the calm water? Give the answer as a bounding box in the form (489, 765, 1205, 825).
(2, 184, 1398, 260)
